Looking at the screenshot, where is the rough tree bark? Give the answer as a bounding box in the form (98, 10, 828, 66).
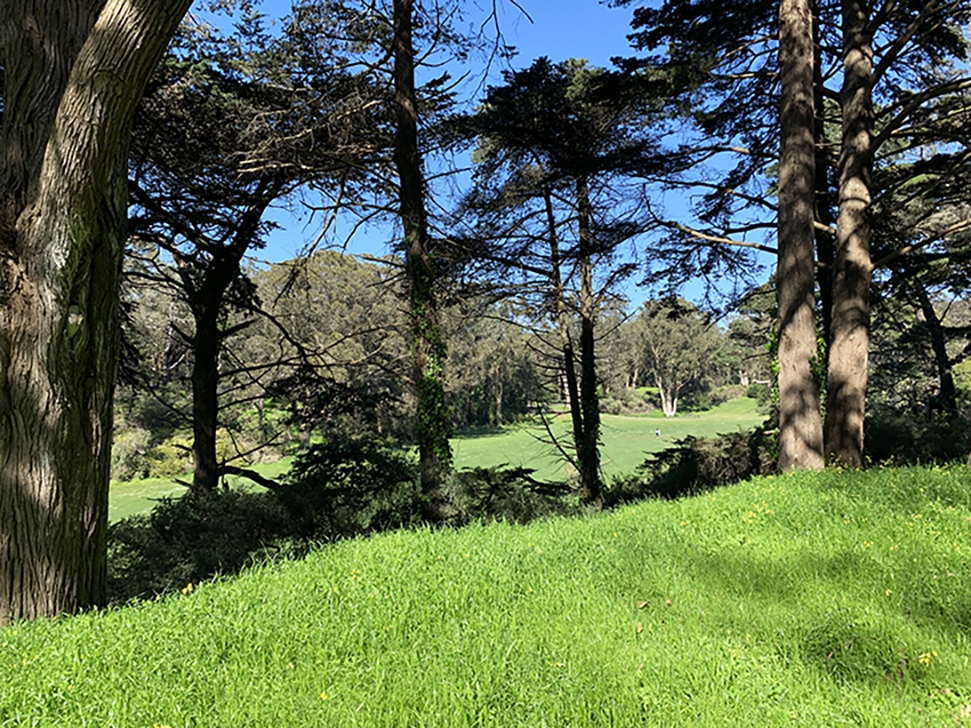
(824, 0, 873, 467)
(392, 0, 453, 521)
(544, 186, 595, 505)
(776, 0, 825, 471)
(0, 0, 191, 623)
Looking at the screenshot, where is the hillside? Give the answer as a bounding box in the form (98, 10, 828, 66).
(3, 465, 970, 726)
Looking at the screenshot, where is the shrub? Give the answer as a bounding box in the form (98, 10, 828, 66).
(111, 425, 152, 481)
(108, 438, 420, 602)
(609, 424, 776, 503)
(146, 434, 194, 478)
(600, 388, 655, 415)
(746, 382, 774, 413)
(107, 489, 296, 602)
(275, 438, 421, 540)
(865, 407, 971, 465)
(449, 466, 581, 524)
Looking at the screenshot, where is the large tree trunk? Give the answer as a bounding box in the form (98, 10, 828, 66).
(392, 0, 453, 522)
(824, 0, 873, 467)
(176, 199, 271, 496)
(777, 0, 825, 471)
(191, 307, 222, 494)
(576, 176, 603, 509)
(0, 0, 191, 623)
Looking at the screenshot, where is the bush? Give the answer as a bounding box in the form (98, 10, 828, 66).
(608, 424, 777, 503)
(107, 489, 296, 602)
(745, 382, 775, 414)
(865, 407, 971, 465)
(111, 425, 152, 481)
(600, 388, 655, 415)
(276, 439, 420, 539)
(108, 437, 420, 603)
(449, 466, 581, 524)
(146, 434, 194, 478)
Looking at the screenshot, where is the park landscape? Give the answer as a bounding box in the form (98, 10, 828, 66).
(3, 0, 971, 725)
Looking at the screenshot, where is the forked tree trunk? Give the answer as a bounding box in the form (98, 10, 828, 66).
(824, 0, 873, 467)
(0, 0, 191, 623)
(657, 381, 678, 417)
(393, 0, 453, 521)
(777, 0, 825, 471)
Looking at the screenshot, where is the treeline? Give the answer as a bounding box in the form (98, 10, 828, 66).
(114, 249, 773, 482)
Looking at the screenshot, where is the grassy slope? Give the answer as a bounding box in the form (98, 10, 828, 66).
(108, 399, 764, 522)
(5, 465, 970, 726)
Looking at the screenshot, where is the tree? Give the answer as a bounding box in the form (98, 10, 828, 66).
(636, 299, 721, 417)
(127, 9, 385, 494)
(776, 0, 825, 470)
(621, 0, 971, 467)
(444, 299, 546, 427)
(391, 0, 455, 521)
(253, 251, 411, 442)
(454, 57, 665, 507)
(0, 0, 191, 622)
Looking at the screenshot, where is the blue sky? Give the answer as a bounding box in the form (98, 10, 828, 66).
(213, 0, 644, 262)
(197, 0, 771, 309)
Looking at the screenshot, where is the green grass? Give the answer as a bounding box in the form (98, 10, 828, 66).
(108, 458, 295, 523)
(5, 464, 971, 726)
(453, 397, 765, 481)
(109, 399, 764, 521)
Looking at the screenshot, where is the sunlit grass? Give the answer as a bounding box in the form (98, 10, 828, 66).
(6, 464, 971, 726)
(109, 399, 764, 521)
(451, 397, 764, 480)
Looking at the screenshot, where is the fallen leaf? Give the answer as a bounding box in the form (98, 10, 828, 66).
(636, 622, 643, 633)
(637, 601, 650, 609)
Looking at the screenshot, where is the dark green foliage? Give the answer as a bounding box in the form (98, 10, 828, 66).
(107, 443, 593, 602)
(865, 408, 971, 465)
(609, 426, 776, 503)
(277, 439, 421, 539)
(107, 439, 420, 602)
(600, 389, 655, 416)
(449, 466, 581, 524)
(107, 490, 295, 602)
(746, 382, 775, 413)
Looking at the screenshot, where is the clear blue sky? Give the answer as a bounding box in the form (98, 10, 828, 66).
(210, 0, 643, 262)
(198, 0, 771, 309)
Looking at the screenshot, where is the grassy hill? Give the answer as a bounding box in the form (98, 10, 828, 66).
(5, 464, 970, 726)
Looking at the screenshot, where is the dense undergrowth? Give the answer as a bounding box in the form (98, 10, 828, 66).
(2, 465, 970, 726)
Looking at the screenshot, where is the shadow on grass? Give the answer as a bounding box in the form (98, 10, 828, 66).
(675, 544, 970, 689)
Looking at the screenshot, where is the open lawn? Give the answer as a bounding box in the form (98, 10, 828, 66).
(109, 399, 764, 523)
(452, 397, 765, 480)
(4, 465, 971, 726)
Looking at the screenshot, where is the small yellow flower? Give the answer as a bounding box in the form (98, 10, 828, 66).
(181, 582, 193, 595)
(320, 691, 329, 701)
